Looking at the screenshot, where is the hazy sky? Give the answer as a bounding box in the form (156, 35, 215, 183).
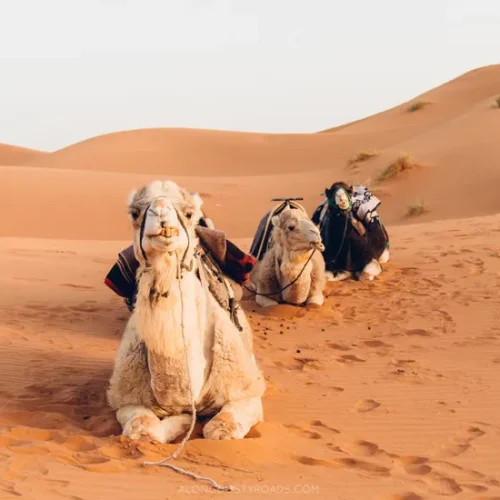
(0, 0, 499, 151)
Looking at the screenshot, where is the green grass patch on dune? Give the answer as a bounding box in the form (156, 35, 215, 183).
(347, 149, 380, 168)
(406, 199, 428, 217)
(377, 154, 422, 182)
(407, 101, 430, 112)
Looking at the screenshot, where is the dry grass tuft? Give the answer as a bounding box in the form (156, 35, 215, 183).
(406, 199, 428, 217)
(407, 101, 430, 112)
(495, 96, 500, 108)
(377, 154, 421, 182)
(347, 149, 379, 168)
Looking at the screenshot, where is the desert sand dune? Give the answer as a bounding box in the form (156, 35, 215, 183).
(1, 65, 500, 499)
(1, 216, 499, 499)
(5, 65, 500, 241)
(0, 143, 46, 165)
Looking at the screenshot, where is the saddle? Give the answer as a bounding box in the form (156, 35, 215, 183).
(249, 199, 308, 261)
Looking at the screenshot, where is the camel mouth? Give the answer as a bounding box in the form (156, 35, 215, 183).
(159, 227, 180, 239)
(312, 241, 325, 252)
(147, 227, 181, 245)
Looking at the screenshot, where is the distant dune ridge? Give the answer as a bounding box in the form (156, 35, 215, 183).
(2, 64, 500, 240)
(1, 65, 500, 500)
(0, 142, 46, 165)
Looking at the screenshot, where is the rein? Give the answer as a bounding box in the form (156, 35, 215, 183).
(244, 247, 317, 300)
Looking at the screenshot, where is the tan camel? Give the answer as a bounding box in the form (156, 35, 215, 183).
(107, 180, 265, 443)
(250, 207, 327, 308)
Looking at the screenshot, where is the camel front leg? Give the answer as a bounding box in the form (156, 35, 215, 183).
(117, 405, 192, 443)
(307, 251, 326, 307)
(117, 405, 165, 442)
(203, 397, 263, 440)
(255, 284, 280, 308)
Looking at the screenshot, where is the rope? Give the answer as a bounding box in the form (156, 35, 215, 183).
(244, 247, 317, 298)
(142, 214, 233, 492)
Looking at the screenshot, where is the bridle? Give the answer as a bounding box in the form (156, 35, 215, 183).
(138, 199, 194, 275)
(137, 198, 243, 330)
(243, 245, 319, 301)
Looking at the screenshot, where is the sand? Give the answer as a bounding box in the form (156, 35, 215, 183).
(1, 65, 500, 499)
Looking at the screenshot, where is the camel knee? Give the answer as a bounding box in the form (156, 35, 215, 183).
(359, 259, 382, 281)
(160, 414, 193, 443)
(203, 397, 263, 440)
(307, 293, 324, 307)
(326, 270, 352, 282)
(256, 293, 279, 308)
(117, 405, 165, 443)
(379, 248, 390, 264)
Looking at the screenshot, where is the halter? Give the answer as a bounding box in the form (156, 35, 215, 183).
(136, 197, 243, 331)
(138, 199, 194, 276)
(326, 186, 353, 214)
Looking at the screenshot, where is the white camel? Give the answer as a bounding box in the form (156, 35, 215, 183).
(250, 207, 327, 308)
(107, 180, 265, 443)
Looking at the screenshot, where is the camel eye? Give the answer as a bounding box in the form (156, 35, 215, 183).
(185, 210, 193, 220)
(288, 225, 295, 232)
(130, 209, 140, 221)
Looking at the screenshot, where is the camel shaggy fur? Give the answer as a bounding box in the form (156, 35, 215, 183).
(107, 180, 265, 443)
(250, 207, 327, 308)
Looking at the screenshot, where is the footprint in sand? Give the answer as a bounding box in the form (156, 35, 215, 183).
(430, 460, 485, 482)
(338, 354, 366, 364)
(328, 342, 351, 351)
(335, 457, 391, 477)
(342, 440, 380, 457)
(405, 328, 434, 337)
(435, 426, 486, 458)
(403, 463, 432, 475)
(284, 424, 322, 440)
(424, 476, 462, 496)
(364, 340, 393, 349)
(309, 420, 340, 434)
(460, 484, 489, 493)
(293, 455, 334, 468)
(353, 399, 380, 413)
(61, 435, 99, 452)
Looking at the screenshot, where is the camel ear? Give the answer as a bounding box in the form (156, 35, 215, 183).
(127, 189, 141, 221)
(191, 192, 203, 211)
(127, 188, 138, 208)
(271, 215, 281, 228)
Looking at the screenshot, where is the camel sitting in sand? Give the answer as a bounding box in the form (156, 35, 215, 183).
(107, 180, 265, 443)
(312, 182, 390, 281)
(250, 207, 326, 308)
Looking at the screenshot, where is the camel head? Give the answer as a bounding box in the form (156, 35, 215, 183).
(325, 182, 353, 213)
(271, 208, 325, 253)
(127, 180, 203, 266)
